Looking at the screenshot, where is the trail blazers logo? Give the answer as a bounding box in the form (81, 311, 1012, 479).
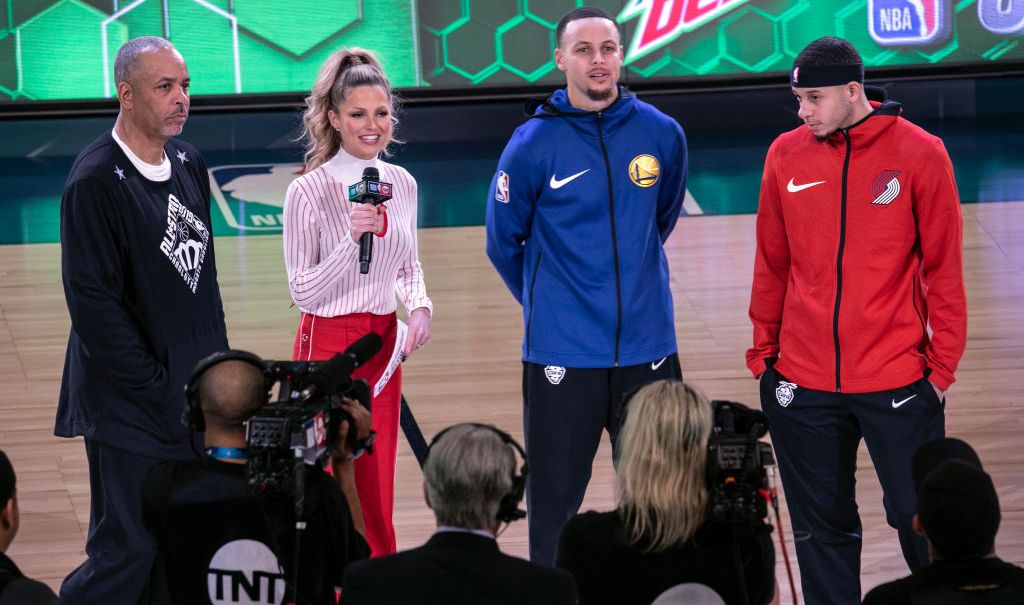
(871, 170, 903, 205)
(160, 194, 210, 293)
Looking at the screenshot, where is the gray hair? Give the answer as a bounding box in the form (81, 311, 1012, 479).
(114, 36, 177, 86)
(424, 424, 516, 530)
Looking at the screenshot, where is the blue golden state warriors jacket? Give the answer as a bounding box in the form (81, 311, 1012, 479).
(486, 87, 687, 368)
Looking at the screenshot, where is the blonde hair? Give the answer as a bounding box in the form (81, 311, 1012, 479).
(299, 48, 399, 170)
(617, 380, 712, 552)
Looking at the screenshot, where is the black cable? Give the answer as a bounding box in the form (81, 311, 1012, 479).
(767, 467, 799, 605)
(291, 450, 306, 605)
(400, 395, 429, 467)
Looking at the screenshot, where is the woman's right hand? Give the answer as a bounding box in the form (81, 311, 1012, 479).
(349, 203, 384, 243)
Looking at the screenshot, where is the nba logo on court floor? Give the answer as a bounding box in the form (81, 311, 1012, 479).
(869, 0, 949, 46)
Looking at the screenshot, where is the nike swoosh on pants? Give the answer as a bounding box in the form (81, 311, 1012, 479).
(891, 394, 917, 408)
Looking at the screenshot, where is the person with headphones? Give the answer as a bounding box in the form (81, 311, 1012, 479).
(341, 423, 577, 604)
(141, 350, 371, 605)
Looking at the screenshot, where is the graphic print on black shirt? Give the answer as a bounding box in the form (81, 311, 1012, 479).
(160, 193, 210, 293)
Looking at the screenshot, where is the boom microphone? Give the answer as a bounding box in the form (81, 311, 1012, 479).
(300, 332, 382, 401)
(348, 167, 394, 274)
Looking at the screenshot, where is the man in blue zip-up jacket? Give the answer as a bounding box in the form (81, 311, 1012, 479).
(485, 7, 688, 566)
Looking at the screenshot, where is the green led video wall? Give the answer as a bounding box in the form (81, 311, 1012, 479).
(0, 0, 1021, 102)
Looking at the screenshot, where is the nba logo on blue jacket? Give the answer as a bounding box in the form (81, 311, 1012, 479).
(869, 0, 949, 46)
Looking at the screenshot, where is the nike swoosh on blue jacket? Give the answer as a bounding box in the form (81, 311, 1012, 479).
(485, 88, 688, 368)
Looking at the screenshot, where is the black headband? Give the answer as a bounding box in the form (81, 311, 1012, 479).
(790, 63, 864, 88)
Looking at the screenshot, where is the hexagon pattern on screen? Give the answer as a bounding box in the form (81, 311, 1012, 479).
(233, 0, 359, 57)
(0, 0, 1020, 102)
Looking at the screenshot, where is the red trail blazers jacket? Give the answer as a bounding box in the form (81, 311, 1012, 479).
(747, 100, 966, 393)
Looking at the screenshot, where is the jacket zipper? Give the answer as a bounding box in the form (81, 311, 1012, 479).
(834, 129, 852, 392)
(912, 274, 927, 342)
(596, 111, 622, 367)
(525, 251, 543, 356)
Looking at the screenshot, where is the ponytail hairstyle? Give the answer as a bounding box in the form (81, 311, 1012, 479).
(299, 48, 400, 170)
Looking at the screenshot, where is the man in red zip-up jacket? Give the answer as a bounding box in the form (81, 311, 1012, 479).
(747, 37, 966, 605)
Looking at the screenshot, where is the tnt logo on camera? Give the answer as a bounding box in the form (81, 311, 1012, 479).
(869, 0, 949, 46)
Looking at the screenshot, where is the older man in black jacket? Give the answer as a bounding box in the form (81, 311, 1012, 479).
(56, 36, 227, 605)
(342, 423, 576, 604)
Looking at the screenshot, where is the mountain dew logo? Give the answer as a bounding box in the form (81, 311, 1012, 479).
(617, 0, 750, 65)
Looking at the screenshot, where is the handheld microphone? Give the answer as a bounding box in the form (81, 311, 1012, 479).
(347, 167, 394, 274)
(300, 332, 383, 401)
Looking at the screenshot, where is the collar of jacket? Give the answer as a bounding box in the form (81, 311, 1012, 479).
(523, 86, 637, 135)
(824, 97, 903, 153)
(0, 550, 23, 579)
(426, 530, 501, 552)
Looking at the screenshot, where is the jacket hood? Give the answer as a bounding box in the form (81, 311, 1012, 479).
(522, 86, 638, 138)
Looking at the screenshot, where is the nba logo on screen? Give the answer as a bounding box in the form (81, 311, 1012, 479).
(869, 0, 949, 45)
(208, 163, 303, 233)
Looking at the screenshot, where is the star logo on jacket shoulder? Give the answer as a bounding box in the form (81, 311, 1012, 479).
(114, 165, 126, 181)
(176, 149, 189, 164)
(775, 381, 797, 408)
(544, 366, 566, 385)
(628, 154, 660, 188)
(871, 170, 902, 205)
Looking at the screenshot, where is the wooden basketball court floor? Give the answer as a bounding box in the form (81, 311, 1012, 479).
(1, 203, 1021, 602)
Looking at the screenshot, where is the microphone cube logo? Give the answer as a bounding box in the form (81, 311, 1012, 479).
(349, 180, 369, 199)
(209, 164, 304, 233)
(869, 0, 950, 46)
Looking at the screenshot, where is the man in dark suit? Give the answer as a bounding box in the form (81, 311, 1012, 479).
(341, 423, 577, 604)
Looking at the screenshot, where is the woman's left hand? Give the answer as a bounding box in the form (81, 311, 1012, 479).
(403, 307, 432, 359)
